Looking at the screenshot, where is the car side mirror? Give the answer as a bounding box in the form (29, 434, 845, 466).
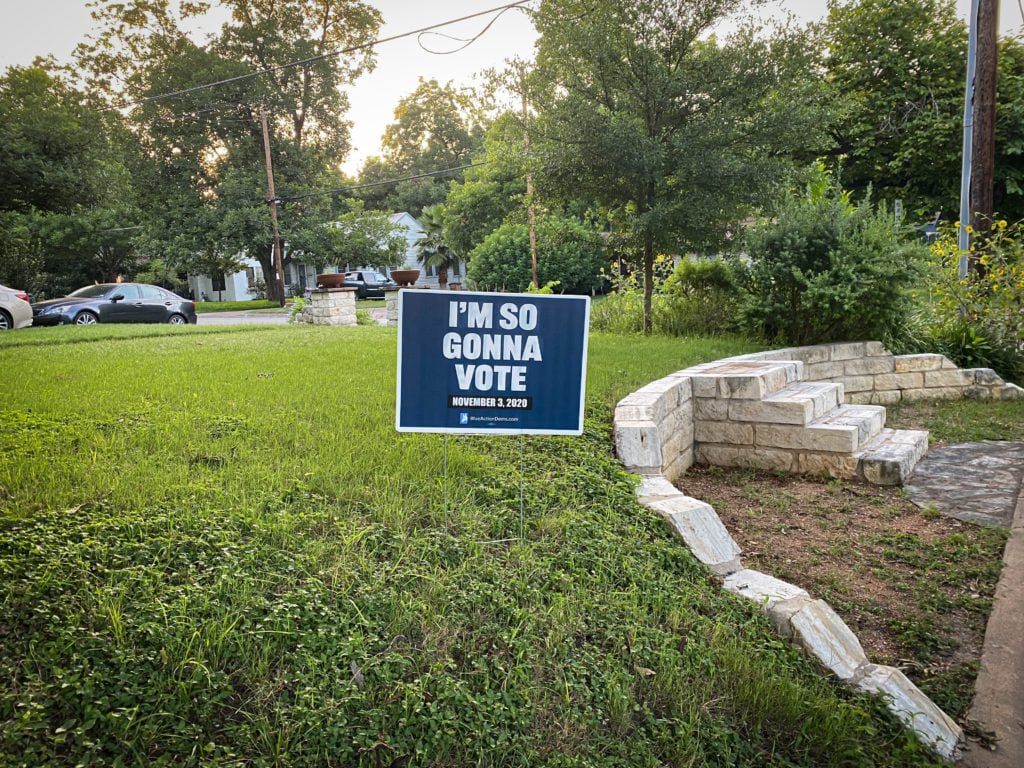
(110, 294, 124, 302)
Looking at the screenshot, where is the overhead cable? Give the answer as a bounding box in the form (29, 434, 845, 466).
(110, 1, 531, 111)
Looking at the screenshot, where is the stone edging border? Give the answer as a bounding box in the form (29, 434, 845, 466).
(610, 341, 1018, 760)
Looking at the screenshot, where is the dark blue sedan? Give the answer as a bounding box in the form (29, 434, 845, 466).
(31, 283, 198, 326)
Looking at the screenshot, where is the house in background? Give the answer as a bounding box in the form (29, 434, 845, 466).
(388, 212, 468, 287)
(187, 212, 468, 301)
(188, 257, 265, 302)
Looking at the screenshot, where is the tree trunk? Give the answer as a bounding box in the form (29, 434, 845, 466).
(642, 234, 654, 335)
(258, 247, 281, 304)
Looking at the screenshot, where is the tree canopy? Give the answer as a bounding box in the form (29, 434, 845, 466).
(528, 0, 829, 330)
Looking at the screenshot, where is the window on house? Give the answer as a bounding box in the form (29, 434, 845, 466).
(212, 273, 226, 292)
(246, 267, 256, 289)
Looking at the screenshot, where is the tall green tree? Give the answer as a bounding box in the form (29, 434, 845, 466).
(822, 0, 1024, 220)
(444, 112, 529, 257)
(0, 65, 139, 292)
(529, 0, 828, 331)
(77, 0, 383, 302)
(356, 79, 484, 216)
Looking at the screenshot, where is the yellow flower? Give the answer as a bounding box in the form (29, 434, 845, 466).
(965, 225, 975, 234)
(998, 220, 1008, 229)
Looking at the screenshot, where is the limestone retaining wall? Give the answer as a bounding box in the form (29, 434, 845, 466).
(728, 341, 1021, 405)
(612, 341, 1023, 757)
(614, 342, 1021, 483)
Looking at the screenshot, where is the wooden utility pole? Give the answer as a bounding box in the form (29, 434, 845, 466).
(260, 105, 287, 306)
(969, 0, 998, 269)
(522, 92, 538, 290)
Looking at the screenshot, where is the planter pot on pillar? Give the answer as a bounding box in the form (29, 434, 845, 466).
(390, 269, 420, 287)
(316, 273, 346, 288)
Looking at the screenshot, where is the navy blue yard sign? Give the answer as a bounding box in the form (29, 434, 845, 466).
(396, 290, 590, 435)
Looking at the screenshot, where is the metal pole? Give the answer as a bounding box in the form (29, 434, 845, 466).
(519, 433, 525, 542)
(443, 433, 449, 530)
(523, 92, 539, 290)
(958, 0, 981, 278)
(260, 105, 288, 306)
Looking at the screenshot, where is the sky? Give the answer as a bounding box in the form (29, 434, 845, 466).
(0, 0, 1021, 173)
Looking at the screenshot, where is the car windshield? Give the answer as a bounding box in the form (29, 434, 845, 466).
(371, 273, 389, 282)
(68, 284, 115, 298)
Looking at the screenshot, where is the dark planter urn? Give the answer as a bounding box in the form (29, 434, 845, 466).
(390, 269, 420, 287)
(316, 273, 346, 288)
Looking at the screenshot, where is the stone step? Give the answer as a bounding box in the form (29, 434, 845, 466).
(686, 360, 802, 401)
(855, 428, 930, 486)
(729, 381, 844, 426)
(753, 403, 886, 454)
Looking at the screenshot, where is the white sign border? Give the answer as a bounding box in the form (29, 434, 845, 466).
(395, 289, 591, 436)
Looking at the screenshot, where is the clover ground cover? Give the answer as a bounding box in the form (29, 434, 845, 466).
(0, 326, 943, 766)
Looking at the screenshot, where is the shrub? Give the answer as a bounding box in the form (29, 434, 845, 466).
(903, 222, 1024, 381)
(591, 256, 743, 337)
(659, 258, 742, 336)
(740, 174, 925, 346)
(466, 216, 606, 294)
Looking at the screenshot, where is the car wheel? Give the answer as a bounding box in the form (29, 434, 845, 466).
(74, 311, 98, 325)
(168, 313, 187, 325)
(0, 309, 11, 330)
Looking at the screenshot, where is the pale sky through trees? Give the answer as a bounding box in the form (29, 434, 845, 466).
(0, 0, 1019, 173)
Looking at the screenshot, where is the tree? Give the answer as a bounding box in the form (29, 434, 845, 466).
(415, 205, 460, 289)
(0, 65, 139, 293)
(287, 204, 406, 273)
(528, 0, 828, 331)
(467, 216, 606, 294)
(77, 0, 384, 303)
(355, 79, 485, 216)
(822, 0, 965, 214)
(444, 113, 529, 257)
(821, 0, 1024, 221)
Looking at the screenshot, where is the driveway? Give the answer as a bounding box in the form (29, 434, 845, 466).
(198, 308, 388, 326)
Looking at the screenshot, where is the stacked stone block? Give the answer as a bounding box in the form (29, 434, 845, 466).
(727, 341, 1021, 404)
(303, 287, 357, 326)
(609, 340, 1021, 757)
(613, 375, 694, 482)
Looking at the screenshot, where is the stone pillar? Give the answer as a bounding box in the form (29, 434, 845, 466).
(385, 286, 434, 327)
(384, 287, 400, 327)
(303, 287, 357, 326)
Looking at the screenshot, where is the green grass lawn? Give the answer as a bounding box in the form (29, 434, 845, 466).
(0, 326, 944, 767)
(195, 300, 284, 313)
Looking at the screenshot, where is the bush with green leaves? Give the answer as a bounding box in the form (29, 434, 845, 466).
(659, 258, 742, 336)
(466, 216, 606, 294)
(898, 221, 1024, 381)
(740, 176, 925, 346)
(590, 256, 742, 337)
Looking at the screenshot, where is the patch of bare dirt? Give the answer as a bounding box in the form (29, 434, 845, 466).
(678, 466, 1007, 718)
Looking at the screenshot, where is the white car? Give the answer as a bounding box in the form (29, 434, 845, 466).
(0, 284, 32, 330)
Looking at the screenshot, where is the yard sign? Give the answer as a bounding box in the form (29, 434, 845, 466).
(396, 290, 590, 435)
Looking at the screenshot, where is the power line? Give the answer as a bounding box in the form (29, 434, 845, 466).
(279, 161, 488, 203)
(417, 3, 529, 55)
(110, 1, 531, 111)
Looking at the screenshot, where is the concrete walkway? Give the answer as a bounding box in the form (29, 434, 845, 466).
(197, 307, 388, 326)
(906, 442, 1024, 767)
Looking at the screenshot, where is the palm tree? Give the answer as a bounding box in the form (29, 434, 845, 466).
(415, 204, 460, 289)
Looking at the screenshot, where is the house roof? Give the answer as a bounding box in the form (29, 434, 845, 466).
(388, 212, 421, 228)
